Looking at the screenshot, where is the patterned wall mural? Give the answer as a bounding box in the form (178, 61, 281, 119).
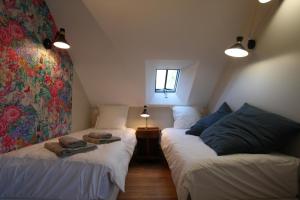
(0, 0, 73, 153)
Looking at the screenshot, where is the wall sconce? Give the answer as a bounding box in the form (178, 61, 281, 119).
(225, 36, 256, 58)
(43, 28, 71, 49)
(140, 105, 150, 128)
(225, 0, 278, 57)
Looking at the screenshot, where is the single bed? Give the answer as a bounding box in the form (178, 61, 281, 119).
(0, 128, 137, 200)
(161, 128, 300, 200)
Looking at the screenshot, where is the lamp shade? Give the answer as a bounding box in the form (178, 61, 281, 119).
(140, 105, 150, 118)
(53, 28, 71, 49)
(258, 0, 272, 3)
(225, 36, 249, 58)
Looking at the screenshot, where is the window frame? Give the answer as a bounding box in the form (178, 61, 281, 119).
(154, 69, 180, 93)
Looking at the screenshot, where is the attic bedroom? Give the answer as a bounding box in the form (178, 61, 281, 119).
(0, 0, 299, 200)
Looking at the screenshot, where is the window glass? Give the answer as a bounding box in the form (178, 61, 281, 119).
(155, 69, 180, 93)
(166, 70, 178, 90)
(155, 70, 166, 90)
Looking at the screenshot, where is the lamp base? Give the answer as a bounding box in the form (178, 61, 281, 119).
(43, 38, 52, 49)
(248, 39, 256, 49)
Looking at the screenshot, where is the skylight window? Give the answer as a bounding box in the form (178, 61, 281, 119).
(155, 69, 180, 93)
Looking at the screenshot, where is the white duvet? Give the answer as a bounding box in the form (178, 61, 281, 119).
(161, 128, 300, 200)
(0, 128, 137, 200)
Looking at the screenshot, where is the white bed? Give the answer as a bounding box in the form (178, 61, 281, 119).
(0, 128, 137, 200)
(161, 128, 300, 200)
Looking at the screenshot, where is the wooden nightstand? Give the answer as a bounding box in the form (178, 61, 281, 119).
(134, 127, 163, 162)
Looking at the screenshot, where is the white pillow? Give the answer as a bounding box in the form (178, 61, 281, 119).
(95, 105, 129, 129)
(172, 106, 200, 129)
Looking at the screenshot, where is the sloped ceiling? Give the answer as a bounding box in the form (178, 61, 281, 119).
(46, 0, 255, 107)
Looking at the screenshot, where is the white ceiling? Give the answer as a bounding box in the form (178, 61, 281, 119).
(46, 0, 255, 107)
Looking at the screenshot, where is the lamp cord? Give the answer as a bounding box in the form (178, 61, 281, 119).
(248, 2, 259, 39)
(249, 1, 281, 39)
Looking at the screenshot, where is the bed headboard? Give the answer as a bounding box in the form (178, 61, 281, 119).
(90, 106, 174, 130)
(127, 106, 173, 129)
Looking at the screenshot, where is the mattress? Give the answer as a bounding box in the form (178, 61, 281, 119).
(0, 128, 137, 200)
(161, 128, 300, 200)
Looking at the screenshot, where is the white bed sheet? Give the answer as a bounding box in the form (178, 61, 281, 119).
(0, 128, 137, 200)
(161, 128, 300, 200)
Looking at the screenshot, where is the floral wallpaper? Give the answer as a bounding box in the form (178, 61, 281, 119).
(0, 0, 73, 153)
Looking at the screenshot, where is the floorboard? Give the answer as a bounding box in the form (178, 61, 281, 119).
(118, 162, 178, 200)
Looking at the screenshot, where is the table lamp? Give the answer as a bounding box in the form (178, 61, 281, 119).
(140, 105, 150, 128)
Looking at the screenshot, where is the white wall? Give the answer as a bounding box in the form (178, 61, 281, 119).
(210, 0, 300, 123)
(71, 71, 91, 132)
(46, 0, 255, 107)
(145, 60, 198, 105)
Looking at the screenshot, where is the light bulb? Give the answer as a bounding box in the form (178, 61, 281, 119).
(140, 114, 150, 118)
(225, 48, 249, 58)
(258, 0, 272, 3)
(53, 41, 70, 49)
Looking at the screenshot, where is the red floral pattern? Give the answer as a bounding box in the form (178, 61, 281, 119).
(0, 119, 8, 137)
(54, 79, 64, 90)
(3, 0, 16, 9)
(2, 135, 15, 149)
(3, 106, 21, 123)
(8, 21, 25, 40)
(0, 0, 73, 153)
(0, 28, 12, 45)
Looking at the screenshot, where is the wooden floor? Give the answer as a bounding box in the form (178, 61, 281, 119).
(118, 162, 178, 200)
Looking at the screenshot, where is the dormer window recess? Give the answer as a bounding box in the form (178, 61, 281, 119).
(155, 69, 180, 93)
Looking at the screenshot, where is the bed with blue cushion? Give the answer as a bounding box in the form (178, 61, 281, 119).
(161, 103, 300, 200)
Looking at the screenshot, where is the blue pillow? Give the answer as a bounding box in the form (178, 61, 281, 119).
(200, 103, 300, 155)
(186, 102, 232, 136)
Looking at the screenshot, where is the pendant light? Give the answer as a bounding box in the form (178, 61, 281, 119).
(224, 36, 249, 58)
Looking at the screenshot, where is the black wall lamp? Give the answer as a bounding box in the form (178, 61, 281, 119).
(225, 36, 256, 58)
(43, 28, 71, 50)
(225, 0, 279, 58)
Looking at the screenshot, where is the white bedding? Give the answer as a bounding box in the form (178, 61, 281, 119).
(0, 128, 137, 200)
(161, 128, 300, 200)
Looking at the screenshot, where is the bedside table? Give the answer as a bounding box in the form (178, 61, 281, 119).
(134, 127, 163, 162)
